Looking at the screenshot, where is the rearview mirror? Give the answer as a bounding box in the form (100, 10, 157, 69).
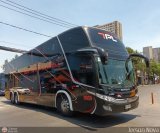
(94, 47, 108, 64)
(77, 47, 108, 64)
(128, 53, 149, 68)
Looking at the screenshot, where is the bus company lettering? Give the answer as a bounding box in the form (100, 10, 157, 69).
(98, 32, 117, 42)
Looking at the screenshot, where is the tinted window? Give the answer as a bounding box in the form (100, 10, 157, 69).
(4, 37, 62, 73)
(19, 74, 39, 92)
(67, 54, 96, 86)
(59, 28, 90, 53)
(35, 37, 62, 57)
(87, 28, 128, 60)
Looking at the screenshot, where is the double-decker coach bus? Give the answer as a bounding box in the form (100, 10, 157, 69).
(4, 26, 149, 116)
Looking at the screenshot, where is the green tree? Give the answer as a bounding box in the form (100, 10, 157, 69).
(11, 54, 19, 61)
(2, 54, 19, 72)
(126, 47, 134, 54)
(126, 47, 160, 84)
(126, 47, 147, 85)
(2, 59, 8, 71)
(126, 47, 146, 71)
(150, 60, 160, 77)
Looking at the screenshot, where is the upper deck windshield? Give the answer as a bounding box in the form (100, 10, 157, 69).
(86, 28, 128, 60)
(86, 28, 135, 88)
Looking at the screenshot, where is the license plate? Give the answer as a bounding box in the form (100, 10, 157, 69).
(125, 104, 131, 109)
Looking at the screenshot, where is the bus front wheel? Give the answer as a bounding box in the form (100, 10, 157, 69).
(56, 94, 73, 116)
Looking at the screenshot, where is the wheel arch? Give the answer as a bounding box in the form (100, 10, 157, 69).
(55, 90, 73, 111)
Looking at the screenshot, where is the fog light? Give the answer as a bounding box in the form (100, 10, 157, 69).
(103, 105, 112, 111)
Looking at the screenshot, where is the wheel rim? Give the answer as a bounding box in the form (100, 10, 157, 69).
(61, 99, 70, 113)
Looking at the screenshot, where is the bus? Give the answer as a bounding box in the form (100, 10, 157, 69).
(4, 26, 149, 116)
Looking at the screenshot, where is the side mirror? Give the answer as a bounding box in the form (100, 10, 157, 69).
(77, 47, 108, 64)
(94, 47, 108, 64)
(128, 53, 149, 68)
(126, 53, 150, 85)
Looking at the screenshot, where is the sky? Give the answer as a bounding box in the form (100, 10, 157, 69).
(0, 0, 160, 72)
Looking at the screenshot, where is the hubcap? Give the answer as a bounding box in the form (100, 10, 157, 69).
(61, 99, 69, 113)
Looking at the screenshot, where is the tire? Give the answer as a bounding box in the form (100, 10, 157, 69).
(10, 93, 14, 104)
(56, 94, 73, 116)
(14, 93, 20, 105)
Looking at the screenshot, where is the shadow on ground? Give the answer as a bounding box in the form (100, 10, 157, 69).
(1, 99, 138, 129)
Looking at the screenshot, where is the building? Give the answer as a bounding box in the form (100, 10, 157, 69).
(143, 46, 154, 60)
(143, 46, 160, 62)
(94, 21, 123, 41)
(153, 47, 160, 62)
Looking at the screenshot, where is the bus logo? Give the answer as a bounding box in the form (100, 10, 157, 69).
(98, 32, 117, 42)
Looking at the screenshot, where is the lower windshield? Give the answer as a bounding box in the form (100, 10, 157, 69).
(96, 57, 135, 87)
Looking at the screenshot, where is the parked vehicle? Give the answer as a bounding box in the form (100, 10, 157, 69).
(0, 89, 5, 96)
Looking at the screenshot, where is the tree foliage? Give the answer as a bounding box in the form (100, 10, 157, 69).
(126, 47, 146, 71)
(2, 54, 19, 71)
(150, 60, 160, 77)
(126, 47, 160, 80)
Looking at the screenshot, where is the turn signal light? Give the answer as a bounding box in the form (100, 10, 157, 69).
(130, 90, 136, 97)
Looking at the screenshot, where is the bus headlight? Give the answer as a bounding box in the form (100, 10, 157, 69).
(104, 95, 115, 102)
(96, 93, 115, 102)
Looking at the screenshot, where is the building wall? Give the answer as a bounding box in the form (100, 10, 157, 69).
(143, 46, 153, 60)
(143, 46, 160, 62)
(94, 21, 123, 41)
(153, 48, 160, 62)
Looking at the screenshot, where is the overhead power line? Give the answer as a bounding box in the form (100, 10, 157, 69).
(5, 0, 77, 27)
(0, 0, 78, 28)
(0, 4, 72, 28)
(0, 21, 52, 37)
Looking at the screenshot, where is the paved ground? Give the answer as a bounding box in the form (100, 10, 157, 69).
(0, 84, 160, 128)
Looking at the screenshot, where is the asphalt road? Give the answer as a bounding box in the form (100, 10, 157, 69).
(0, 84, 160, 128)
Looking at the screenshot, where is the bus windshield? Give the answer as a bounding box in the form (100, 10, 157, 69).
(86, 27, 135, 88)
(96, 57, 135, 88)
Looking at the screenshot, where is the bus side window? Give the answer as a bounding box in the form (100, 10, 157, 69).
(68, 55, 95, 86)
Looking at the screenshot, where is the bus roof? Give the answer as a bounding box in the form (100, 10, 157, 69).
(3, 26, 128, 74)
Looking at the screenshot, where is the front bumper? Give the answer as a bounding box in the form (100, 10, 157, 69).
(95, 95, 139, 116)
